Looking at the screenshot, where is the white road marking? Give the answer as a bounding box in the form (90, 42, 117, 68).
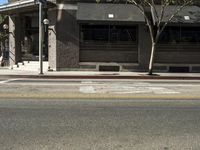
(151, 87, 180, 94)
(113, 91, 150, 94)
(0, 78, 20, 84)
(79, 86, 96, 93)
(81, 80, 93, 84)
(79, 84, 180, 94)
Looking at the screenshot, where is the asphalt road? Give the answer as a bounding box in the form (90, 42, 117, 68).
(0, 99, 200, 150)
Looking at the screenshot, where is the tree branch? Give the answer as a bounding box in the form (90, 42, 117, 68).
(127, 0, 155, 42)
(156, 0, 193, 42)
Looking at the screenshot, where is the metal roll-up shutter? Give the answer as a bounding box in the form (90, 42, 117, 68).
(80, 41, 137, 63)
(156, 43, 200, 64)
(80, 25, 138, 63)
(156, 26, 200, 64)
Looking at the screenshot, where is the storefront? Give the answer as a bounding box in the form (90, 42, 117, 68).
(0, 1, 200, 72)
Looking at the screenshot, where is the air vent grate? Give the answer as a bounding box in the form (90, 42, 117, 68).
(99, 66, 120, 72)
(169, 66, 189, 73)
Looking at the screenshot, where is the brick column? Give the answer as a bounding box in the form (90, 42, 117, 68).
(56, 5, 79, 70)
(9, 16, 21, 68)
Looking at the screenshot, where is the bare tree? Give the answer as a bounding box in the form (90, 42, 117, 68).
(126, 0, 193, 75)
(97, 0, 193, 74)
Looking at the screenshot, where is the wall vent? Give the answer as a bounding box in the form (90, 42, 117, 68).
(99, 65, 120, 72)
(169, 66, 189, 73)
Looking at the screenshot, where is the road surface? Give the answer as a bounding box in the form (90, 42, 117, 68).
(0, 78, 200, 149)
(0, 99, 200, 150)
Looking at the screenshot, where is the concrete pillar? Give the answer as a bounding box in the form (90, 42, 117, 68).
(9, 16, 21, 67)
(48, 5, 80, 71)
(56, 5, 79, 71)
(48, 9, 57, 70)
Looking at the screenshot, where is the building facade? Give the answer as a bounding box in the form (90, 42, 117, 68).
(0, 0, 200, 72)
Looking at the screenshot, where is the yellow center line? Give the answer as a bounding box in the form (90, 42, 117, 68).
(0, 92, 200, 100)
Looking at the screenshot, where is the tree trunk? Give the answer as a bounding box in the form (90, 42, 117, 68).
(148, 42, 156, 75)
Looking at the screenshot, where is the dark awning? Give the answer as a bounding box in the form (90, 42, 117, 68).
(153, 5, 200, 24)
(0, 0, 56, 14)
(77, 3, 145, 23)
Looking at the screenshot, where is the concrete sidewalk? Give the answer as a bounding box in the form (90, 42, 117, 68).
(0, 67, 200, 80)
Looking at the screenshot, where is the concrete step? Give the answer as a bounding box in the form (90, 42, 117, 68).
(21, 64, 49, 67)
(12, 61, 49, 72)
(18, 62, 25, 66)
(13, 64, 19, 68)
(13, 67, 49, 72)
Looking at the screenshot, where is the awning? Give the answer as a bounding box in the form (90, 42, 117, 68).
(0, 0, 56, 14)
(77, 3, 145, 23)
(153, 5, 200, 23)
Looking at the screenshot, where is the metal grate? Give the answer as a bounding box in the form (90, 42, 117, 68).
(99, 65, 120, 72)
(169, 66, 189, 73)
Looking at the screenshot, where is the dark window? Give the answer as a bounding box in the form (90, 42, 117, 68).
(81, 25, 137, 43)
(82, 25, 108, 41)
(159, 26, 200, 44)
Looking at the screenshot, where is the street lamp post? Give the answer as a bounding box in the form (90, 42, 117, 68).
(39, 1, 43, 74)
(35, 0, 47, 75)
(43, 18, 49, 61)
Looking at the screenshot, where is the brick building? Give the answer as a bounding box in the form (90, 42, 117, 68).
(0, 0, 200, 72)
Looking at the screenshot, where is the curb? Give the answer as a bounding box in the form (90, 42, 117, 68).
(0, 74, 200, 80)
